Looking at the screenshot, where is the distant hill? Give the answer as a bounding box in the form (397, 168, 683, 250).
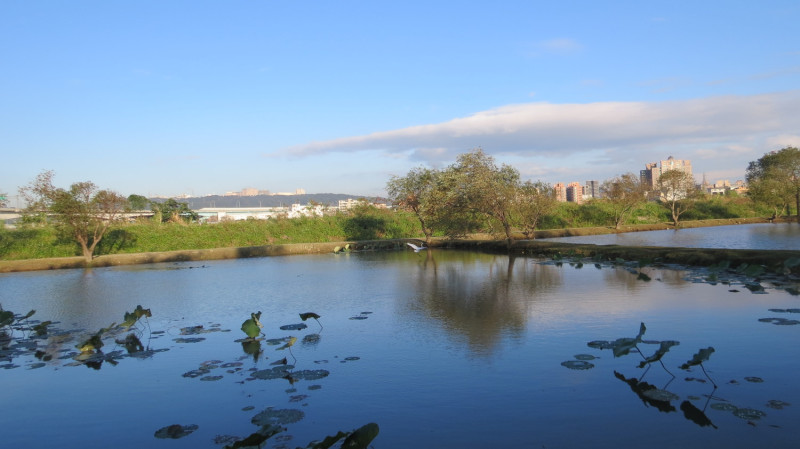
(152, 193, 386, 209)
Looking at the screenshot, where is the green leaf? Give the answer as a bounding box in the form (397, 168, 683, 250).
(0, 310, 13, 327)
(612, 323, 647, 358)
(241, 311, 263, 338)
(121, 305, 151, 328)
(341, 423, 380, 449)
(300, 312, 321, 321)
(680, 347, 715, 370)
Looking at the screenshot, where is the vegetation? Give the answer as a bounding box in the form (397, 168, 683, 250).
(654, 169, 700, 226)
(746, 146, 800, 222)
(19, 170, 128, 261)
(3, 148, 795, 262)
(601, 173, 648, 229)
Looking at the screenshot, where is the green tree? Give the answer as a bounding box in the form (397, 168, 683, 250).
(19, 170, 129, 261)
(655, 169, 699, 226)
(445, 149, 520, 248)
(151, 199, 199, 224)
(746, 147, 800, 222)
(127, 194, 150, 211)
(386, 167, 441, 244)
(513, 180, 557, 239)
(600, 173, 648, 229)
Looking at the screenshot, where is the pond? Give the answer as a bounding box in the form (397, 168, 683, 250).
(1, 249, 799, 448)
(540, 222, 800, 250)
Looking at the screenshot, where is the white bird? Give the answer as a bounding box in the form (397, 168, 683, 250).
(406, 242, 426, 252)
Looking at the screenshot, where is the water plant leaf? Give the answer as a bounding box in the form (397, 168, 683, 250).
(561, 360, 594, 370)
(280, 323, 307, 331)
(115, 333, 144, 353)
(0, 310, 13, 327)
(154, 424, 199, 439)
(300, 312, 321, 321)
(251, 407, 305, 426)
(241, 312, 264, 339)
(341, 423, 380, 449)
(574, 354, 597, 361)
(278, 337, 297, 350)
(302, 431, 348, 449)
(76, 323, 116, 353)
(33, 320, 52, 336)
(680, 401, 717, 428)
(637, 340, 680, 368)
(765, 399, 791, 410)
(224, 424, 283, 449)
(637, 272, 651, 282)
(121, 305, 151, 328)
(641, 389, 679, 402)
(612, 322, 647, 358)
(680, 347, 715, 370)
(733, 408, 766, 420)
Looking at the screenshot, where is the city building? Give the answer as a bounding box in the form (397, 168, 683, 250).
(640, 156, 693, 188)
(566, 182, 584, 204)
(554, 183, 567, 202)
(584, 180, 600, 200)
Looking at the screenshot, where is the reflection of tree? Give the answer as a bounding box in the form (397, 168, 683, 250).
(399, 251, 563, 355)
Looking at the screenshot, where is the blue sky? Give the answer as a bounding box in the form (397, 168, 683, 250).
(2, 1, 799, 201)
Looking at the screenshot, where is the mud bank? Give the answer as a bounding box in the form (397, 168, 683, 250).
(1, 217, 796, 274)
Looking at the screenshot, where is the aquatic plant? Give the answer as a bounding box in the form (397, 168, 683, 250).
(300, 312, 323, 329)
(680, 347, 716, 386)
(241, 311, 264, 339)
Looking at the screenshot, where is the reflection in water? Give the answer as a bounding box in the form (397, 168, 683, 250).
(400, 251, 563, 354)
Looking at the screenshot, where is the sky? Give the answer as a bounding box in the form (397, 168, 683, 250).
(2, 1, 799, 203)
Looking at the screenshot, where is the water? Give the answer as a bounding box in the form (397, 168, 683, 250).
(540, 222, 800, 250)
(1, 250, 799, 448)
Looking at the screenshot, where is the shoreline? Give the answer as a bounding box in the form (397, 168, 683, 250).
(1, 217, 796, 274)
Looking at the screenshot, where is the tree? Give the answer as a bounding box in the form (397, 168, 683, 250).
(513, 180, 557, 239)
(127, 194, 150, 211)
(600, 173, 648, 229)
(746, 147, 800, 222)
(151, 198, 198, 224)
(19, 170, 129, 261)
(655, 169, 699, 226)
(446, 149, 520, 248)
(386, 167, 441, 244)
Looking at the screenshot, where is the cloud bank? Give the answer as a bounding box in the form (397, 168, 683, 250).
(284, 91, 800, 182)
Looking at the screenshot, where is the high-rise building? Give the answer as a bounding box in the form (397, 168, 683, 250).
(641, 156, 692, 188)
(584, 180, 600, 199)
(554, 183, 567, 202)
(566, 182, 584, 204)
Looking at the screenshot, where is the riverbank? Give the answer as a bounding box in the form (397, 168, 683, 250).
(1, 217, 796, 274)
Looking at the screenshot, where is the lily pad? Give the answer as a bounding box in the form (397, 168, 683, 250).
(280, 323, 308, 331)
(710, 403, 738, 412)
(758, 317, 800, 325)
(744, 376, 764, 383)
(733, 408, 767, 420)
(766, 399, 791, 410)
(252, 366, 294, 380)
(174, 337, 205, 343)
(292, 369, 330, 381)
(251, 407, 305, 426)
(574, 354, 597, 361)
(200, 375, 224, 381)
(561, 360, 594, 370)
(642, 389, 679, 402)
(349, 316, 368, 320)
(587, 340, 614, 350)
(154, 424, 199, 439)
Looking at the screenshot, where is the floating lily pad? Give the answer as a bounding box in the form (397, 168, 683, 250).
(308, 385, 322, 390)
(221, 362, 243, 368)
(289, 394, 309, 403)
(182, 369, 210, 378)
(710, 403, 738, 412)
(174, 337, 205, 343)
(574, 354, 597, 361)
(242, 405, 255, 411)
(154, 424, 199, 439)
(733, 408, 767, 420)
(302, 334, 321, 345)
(280, 323, 307, 331)
(587, 340, 614, 350)
(200, 375, 223, 381)
(344, 356, 360, 361)
(252, 366, 294, 380)
(758, 317, 800, 325)
(766, 399, 791, 410)
(349, 316, 368, 320)
(251, 407, 305, 426)
(292, 369, 330, 380)
(744, 376, 764, 383)
(641, 389, 679, 402)
(561, 360, 594, 370)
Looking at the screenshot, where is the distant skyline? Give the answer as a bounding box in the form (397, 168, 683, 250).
(2, 1, 799, 199)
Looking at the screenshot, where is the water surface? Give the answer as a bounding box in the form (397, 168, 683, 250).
(1, 250, 799, 448)
(540, 222, 800, 250)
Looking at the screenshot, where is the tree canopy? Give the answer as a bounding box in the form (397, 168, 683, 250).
(655, 169, 699, 226)
(19, 170, 129, 261)
(746, 147, 800, 222)
(601, 173, 647, 229)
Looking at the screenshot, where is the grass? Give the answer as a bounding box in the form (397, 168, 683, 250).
(0, 196, 782, 261)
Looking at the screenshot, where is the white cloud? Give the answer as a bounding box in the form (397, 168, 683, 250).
(282, 90, 800, 183)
